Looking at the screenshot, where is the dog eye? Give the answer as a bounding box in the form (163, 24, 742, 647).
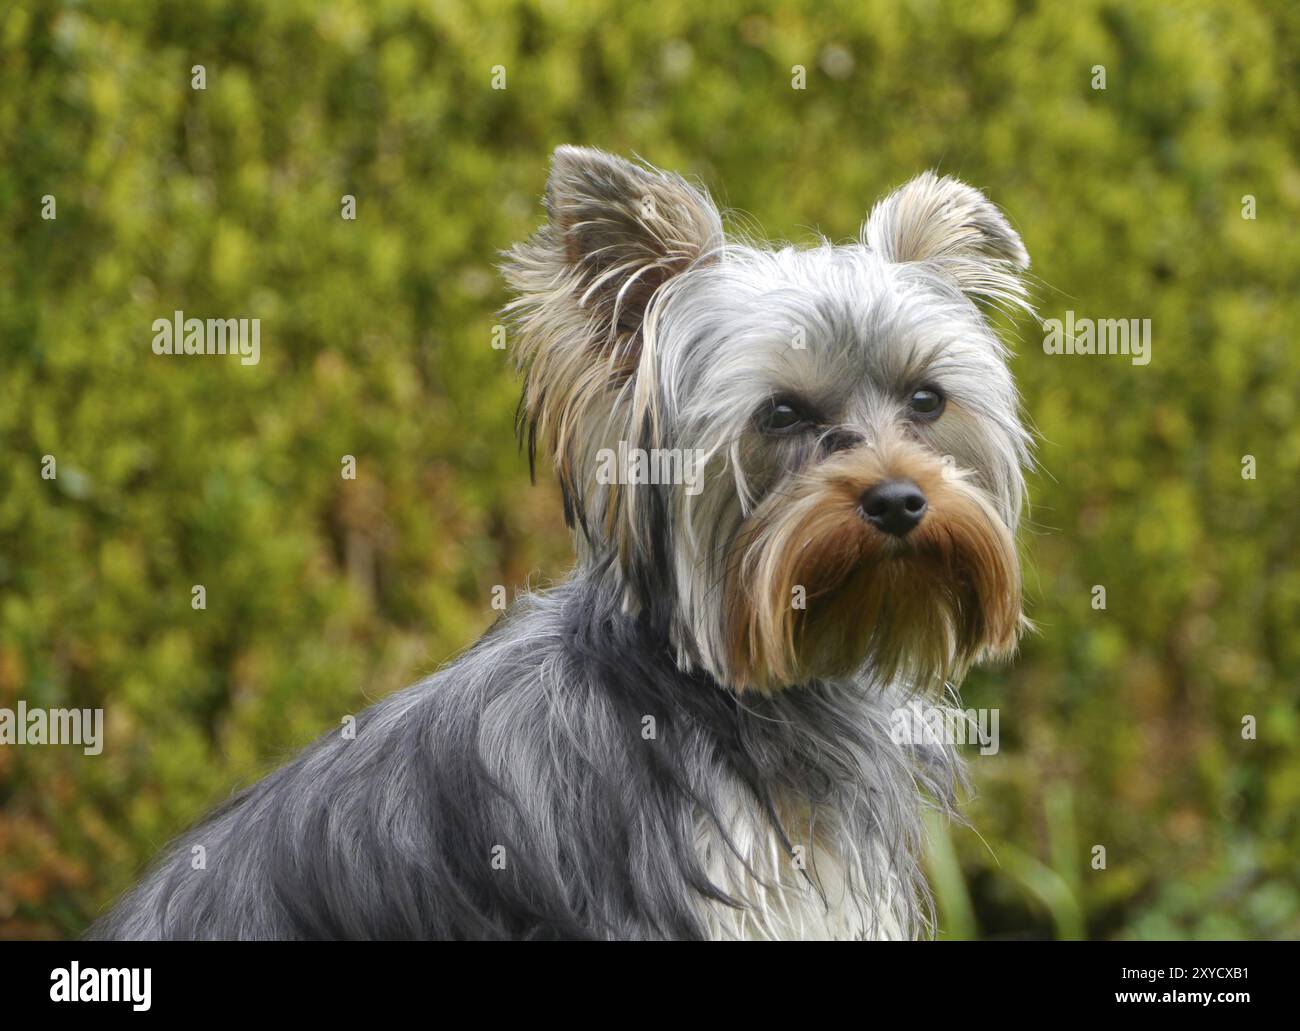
(907, 387, 945, 420)
(757, 399, 811, 434)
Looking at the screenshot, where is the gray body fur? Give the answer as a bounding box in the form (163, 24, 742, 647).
(89, 569, 960, 940)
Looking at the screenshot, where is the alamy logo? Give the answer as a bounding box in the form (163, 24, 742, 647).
(1043, 310, 1151, 366)
(0, 703, 102, 755)
(152, 310, 261, 365)
(595, 442, 707, 496)
(50, 963, 151, 1011)
(890, 704, 1000, 756)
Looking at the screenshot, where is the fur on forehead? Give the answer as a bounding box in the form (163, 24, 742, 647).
(501, 147, 1033, 560)
(642, 245, 1026, 417)
(647, 247, 1029, 463)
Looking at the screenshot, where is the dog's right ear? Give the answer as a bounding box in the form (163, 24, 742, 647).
(862, 171, 1031, 313)
(502, 146, 722, 501)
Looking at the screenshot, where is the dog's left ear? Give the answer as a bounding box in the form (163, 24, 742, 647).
(505, 146, 722, 359)
(541, 146, 722, 338)
(862, 171, 1031, 311)
(503, 147, 722, 506)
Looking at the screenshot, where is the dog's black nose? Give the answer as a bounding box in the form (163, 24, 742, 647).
(860, 479, 927, 536)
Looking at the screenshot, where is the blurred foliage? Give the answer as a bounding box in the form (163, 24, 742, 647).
(1, 0, 1297, 940)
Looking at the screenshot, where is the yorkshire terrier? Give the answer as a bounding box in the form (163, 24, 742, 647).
(91, 147, 1032, 940)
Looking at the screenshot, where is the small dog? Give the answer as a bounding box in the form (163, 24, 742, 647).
(91, 147, 1032, 940)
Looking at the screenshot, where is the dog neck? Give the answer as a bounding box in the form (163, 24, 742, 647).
(542, 565, 966, 938)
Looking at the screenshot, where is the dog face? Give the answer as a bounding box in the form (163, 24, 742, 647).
(505, 147, 1032, 692)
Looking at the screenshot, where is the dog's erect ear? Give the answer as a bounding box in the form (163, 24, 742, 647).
(503, 146, 722, 508)
(862, 171, 1030, 311)
(506, 146, 722, 355)
(542, 146, 722, 337)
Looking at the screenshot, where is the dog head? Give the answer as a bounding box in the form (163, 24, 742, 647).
(504, 146, 1032, 692)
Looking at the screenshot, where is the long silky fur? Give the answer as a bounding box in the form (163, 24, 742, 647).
(87, 569, 962, 940)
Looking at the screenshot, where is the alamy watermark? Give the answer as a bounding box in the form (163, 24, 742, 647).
(1043, 310, 1151, 366)
(50, 963, 150, 1011)
(889, 703, 1000, 756)
(595, 441, 706, 496)
(0, 702, 103, 755)
(152, 310, 261, 366)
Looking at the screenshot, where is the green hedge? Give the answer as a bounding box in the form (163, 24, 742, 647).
(2, 0, 1297, 939)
